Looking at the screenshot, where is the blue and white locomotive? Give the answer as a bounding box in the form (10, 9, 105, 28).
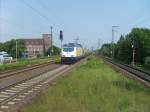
(61, 43, 84, 63)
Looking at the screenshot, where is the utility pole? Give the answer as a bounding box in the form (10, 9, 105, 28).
(97, 38, 101, 49)
(132, 39, 135, 66)
(97, 38, 101, 55)
(16, 39, 18, 63)
(91, 46, 94, 54)
(50, 26, 53, 56)
(112, 26, 119, 59)
(74, 37, 79, 44)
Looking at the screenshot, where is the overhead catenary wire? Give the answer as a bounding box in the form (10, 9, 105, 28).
(38, 0, 63, 23)
(0, 17, 35, 33)
(2, 32, 41, 37)
(21, 0, 52, 24)
(38, 0, 58, 26)
(0, 4, 47, 40)
(0, 19, 42, 39)
(21, 0, 61, 47)
(37, 0, 78, 42)
(37, 0, 65, 29)
(130, 9, 150, 28)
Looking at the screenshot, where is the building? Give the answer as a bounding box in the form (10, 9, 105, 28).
(22, 34, 52, 58)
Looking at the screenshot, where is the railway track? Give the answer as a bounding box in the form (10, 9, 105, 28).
(0, 59, 59, 76)
(0, 58, 87, 112)
(102, 57, 150, 87)
(0, 59, 60, 91)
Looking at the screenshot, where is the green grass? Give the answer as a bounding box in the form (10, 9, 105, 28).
(23, 56, 150, 112)
(0, 55, 60, 72)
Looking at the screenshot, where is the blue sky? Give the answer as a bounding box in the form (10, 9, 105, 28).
(0, 0, 150, 49)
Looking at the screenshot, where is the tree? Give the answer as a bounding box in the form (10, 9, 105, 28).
(46, 45, 61, 56)
(100, 44, 111, 57)
(100, 27, 150, 68)
(0, 39, 26, 58)
(128, 28, 150, 64)
(144, 56, 150, 69)
(114, 35, 132, 63)
(0, 43, 5, 51)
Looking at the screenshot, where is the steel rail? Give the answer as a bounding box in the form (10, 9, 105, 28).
(0, 59, 60, 79)
(0, 65, 67, 106)
(102, 57, 150, 83)
(0, 64, 61, 92)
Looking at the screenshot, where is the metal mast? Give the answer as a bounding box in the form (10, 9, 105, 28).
(112, 26, 119, 59)
(74, 37, 79, 44)
(50, 26, 53, 56)
(16, 40, 18, 63)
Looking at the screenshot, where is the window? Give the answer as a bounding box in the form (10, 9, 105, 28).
(3, 54, 9, 57)
(63, 47, 74, 52)
(68, 47, 74, 52)
(63, 48, 68, 52)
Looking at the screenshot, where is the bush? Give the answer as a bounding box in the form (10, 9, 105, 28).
(144, 56, 150, 69)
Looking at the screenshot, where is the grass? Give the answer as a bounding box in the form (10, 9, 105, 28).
(0, 55, 60, 72)
(23, 56, 150, 112)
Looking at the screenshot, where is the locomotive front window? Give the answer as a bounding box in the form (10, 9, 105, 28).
(63, 48, 68, 52)
(68, 48, 74, 52)
(63, 47, 74, 52)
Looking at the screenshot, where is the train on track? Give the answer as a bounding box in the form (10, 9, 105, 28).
(61, 43, 87, 64)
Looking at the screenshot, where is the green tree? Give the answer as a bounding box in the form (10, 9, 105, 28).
(0, 43, 5, 51)
(129, 28, 150, 64)
(101, 28, 150, 68)
(144, 56, 150, 69)
(100, 44, 111, 57)
(0, 39, 26, 58)
(114, 35, 132, 63)
(46, 45, 61, 56)
(114, 28, 150, 65)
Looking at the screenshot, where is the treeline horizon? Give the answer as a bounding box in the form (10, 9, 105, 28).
(100, 28, 150, 70)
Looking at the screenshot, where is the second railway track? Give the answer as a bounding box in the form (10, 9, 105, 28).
(101, 56, 150, 87)
(0, 59, 59, 79)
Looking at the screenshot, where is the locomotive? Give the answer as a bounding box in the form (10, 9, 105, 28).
(61, 43, 85, 63)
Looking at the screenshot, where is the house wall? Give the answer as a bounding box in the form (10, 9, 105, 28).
(22, 34, 52, 58)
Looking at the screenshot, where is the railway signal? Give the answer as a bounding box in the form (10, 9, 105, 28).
(132, 39, 136, 66)
(60, 30, 63, 49)
(74, 37, 79, 44)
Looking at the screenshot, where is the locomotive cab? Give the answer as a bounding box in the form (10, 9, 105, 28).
(61, 43, 83, 64)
